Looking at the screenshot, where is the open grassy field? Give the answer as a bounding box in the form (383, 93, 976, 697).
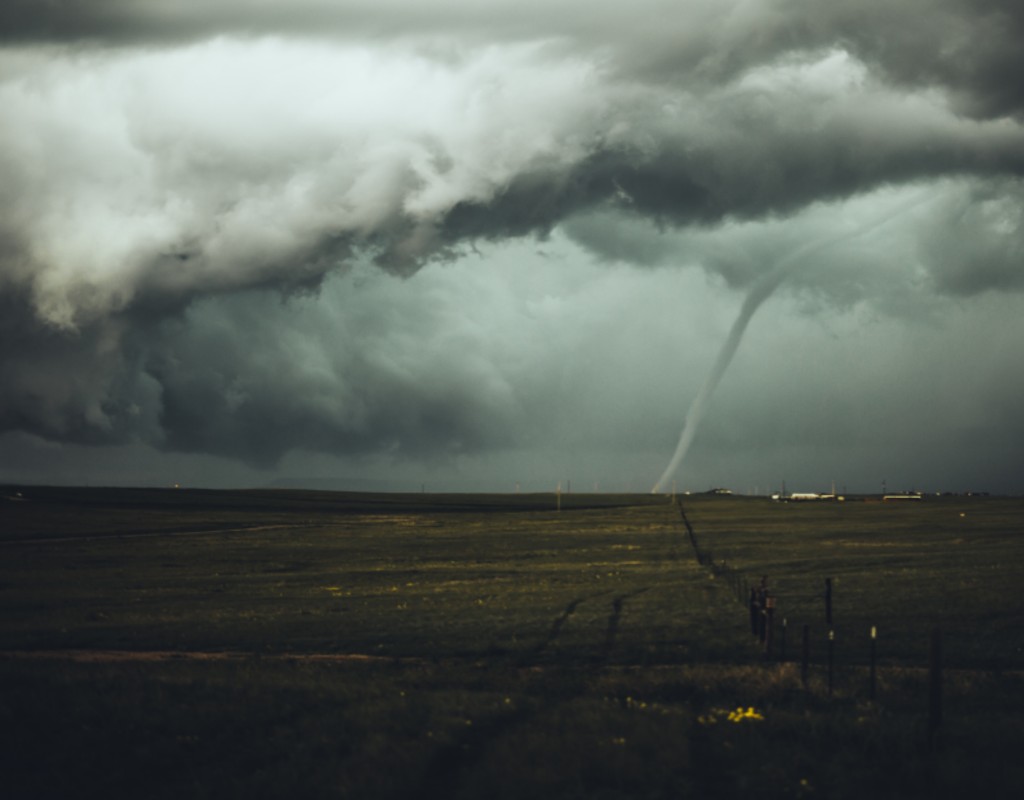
(1, 486, 1022, 799)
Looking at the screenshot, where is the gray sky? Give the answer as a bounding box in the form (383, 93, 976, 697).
(1, 0, 1022, 494)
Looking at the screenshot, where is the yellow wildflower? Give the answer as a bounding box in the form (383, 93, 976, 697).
(727, 706, 765, 722)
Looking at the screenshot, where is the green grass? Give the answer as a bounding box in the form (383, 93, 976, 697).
(681, 494, 1024, 668)
(1, 487, 1022, 798)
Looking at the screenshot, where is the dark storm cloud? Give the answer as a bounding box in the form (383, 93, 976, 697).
(0, 288, 161, 446)
(439, 93, 1024, 247)
(915, 179, 1024, 295)
(145, 281, 524, 465)
(1, 1, 1023, 478)
(4, 0, 1024, 118)
(565, 176, 1024, 301)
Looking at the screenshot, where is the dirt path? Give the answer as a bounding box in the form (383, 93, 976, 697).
(0, 648, 409, 664)
(0, 522, 323, 546)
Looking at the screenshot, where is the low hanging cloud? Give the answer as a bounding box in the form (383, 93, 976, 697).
(1, 1, 1023, 484)
(3, 1, 1023, 122)
(3, 38, 1021, 328)
(0, 39, 608, 327)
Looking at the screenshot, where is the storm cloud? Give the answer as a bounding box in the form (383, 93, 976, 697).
(1, 1, 1022, 492)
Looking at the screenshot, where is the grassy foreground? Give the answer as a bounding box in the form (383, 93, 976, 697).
(1, 487, 1022, 799)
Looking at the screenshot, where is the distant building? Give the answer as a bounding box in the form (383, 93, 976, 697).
(771, 480, 843, 502)
(772, 491, 843, 502)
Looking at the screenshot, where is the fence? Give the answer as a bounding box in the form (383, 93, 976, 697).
(674, 498, 946, 748)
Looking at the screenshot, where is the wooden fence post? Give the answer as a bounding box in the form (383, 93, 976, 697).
(869, 625, 877, 701)
(827, 629, 835, 697)
(749, 587, 759, 636)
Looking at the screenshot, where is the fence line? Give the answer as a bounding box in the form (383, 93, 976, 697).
(673, 498, 945, 746)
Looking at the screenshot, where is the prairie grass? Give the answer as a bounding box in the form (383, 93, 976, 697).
(1, 487, 1022, 798)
